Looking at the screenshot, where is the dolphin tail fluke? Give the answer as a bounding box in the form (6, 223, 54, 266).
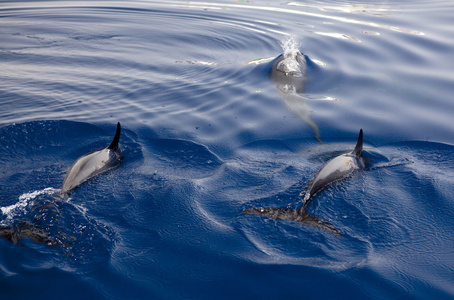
(301, 212, 342, 237)
(352, 128, 363, 157)
(243, 207, 300, 222)
(242, 207, 342, 237)
(108, 122, 121, 151)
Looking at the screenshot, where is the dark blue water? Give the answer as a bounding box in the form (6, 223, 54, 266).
(1, 1, 454, 299)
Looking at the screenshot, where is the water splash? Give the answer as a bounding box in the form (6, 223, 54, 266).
(246, 37, 304, 67)
(1, 187, 60, 221)
(277, 36, 305, 77)
(280, 36, 302, 57)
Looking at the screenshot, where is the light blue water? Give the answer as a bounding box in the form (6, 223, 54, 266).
(1, 1, 454, 299)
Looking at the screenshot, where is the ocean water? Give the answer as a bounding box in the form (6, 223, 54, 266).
(1, 0, 454, 299)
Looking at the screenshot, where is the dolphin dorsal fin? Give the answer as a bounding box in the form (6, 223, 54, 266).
(352, 129, 363, 157)
(108, 122, 121, 151)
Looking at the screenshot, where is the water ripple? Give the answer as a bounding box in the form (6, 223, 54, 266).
(1, 1, 454, 298)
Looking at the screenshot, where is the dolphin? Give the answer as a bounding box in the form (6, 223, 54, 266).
(243, 129, 364, 236)
(0, 222, 63, 246)
(269, 50, 321, 143)
(270, 49, 308, 94)
(61, 122, 122, 194)
(0, 123, 122, 246)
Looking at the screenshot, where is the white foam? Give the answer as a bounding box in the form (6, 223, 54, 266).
(277, 36, 305, 77)
(1, 187, 60, 220)
(280, 36, 302, 58)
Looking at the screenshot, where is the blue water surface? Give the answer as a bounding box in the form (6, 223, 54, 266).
(1, 0, 454, 299)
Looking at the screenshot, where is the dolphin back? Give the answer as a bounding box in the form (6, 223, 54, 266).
(61, 122, 122, 194)
(108, 122, 121, 151)
(242, 207, 342, 236)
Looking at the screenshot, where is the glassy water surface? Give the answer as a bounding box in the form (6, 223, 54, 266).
(1, 1, 454, 299)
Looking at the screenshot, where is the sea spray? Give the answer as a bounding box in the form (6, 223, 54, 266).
(277, 36, 305, 77)
(280, 36, 302, 57)
(1, 187, 60, 221)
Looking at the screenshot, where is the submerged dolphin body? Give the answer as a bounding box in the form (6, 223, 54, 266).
(269, 50, 321, 143)
(61, 122, 122, 194)
(0, 222, 64, 246)
(270, 50, 307, 94)
(243, 129, 364, 236)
